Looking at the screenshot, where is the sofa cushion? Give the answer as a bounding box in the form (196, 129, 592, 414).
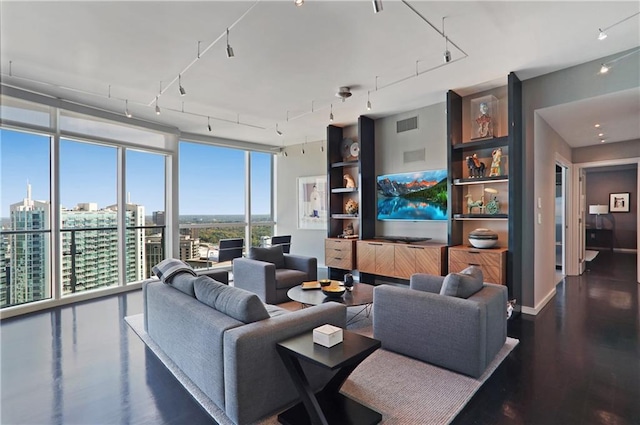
(440, 266, 484, 298)
(274, 269, 308, 289)
(168, 272, 198, 297)
(194, 276, 270, 323)
(265, 304, 290, 318)
(248, 245, 285, 269)
(152, 258, 197, 282)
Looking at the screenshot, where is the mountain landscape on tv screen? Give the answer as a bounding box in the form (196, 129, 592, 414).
(376, 170, 447, 221)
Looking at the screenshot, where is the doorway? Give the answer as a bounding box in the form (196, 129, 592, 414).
(555, 163, 568, 283)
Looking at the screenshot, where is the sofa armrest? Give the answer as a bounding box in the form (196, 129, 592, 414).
(409, 273, 444, 293)
(373, 284, 488, 378)
(283, 254, 317, 280)
(223, 302, 346, 425)
(232, 257, 277, 303)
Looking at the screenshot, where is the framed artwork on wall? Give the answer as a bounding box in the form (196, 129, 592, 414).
(298, 175, 327, 229)
(609, 192, 630, 213)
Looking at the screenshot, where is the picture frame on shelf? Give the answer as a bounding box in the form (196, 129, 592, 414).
(609, 192, 630, 213)
(298, 175, 328, 229)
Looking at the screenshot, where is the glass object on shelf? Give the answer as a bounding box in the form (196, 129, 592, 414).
(470, 95, 499, 140)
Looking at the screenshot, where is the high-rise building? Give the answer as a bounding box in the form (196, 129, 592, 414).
(0, 184, 146, 307)
(145, 233, 199, 278)
(152, 211, 165, 226)
(1, 184, 51, 307)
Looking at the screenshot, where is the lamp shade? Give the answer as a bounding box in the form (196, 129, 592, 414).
(589, 204, 608, 215)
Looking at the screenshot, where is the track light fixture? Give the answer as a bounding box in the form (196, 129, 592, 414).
(207, 116, 212, 132)
(597, 12, 639, 41)
(598, 47, 640, 74)
(372, 0, 383, 13)
(443, 17, 452, 63)
(367, 91, 371, 110)
(294, 0, 304, 6)
(276, 123, 283, 136)
(155, 97, 161, 115)
(179, 74, 186, 96)
(226, 28, 235, 58)
(329, 104, 334, 122)
(124, 99, 132, 118)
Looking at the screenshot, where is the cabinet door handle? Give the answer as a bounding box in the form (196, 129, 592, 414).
(334, 257, 342, 260)
(468, 263, 481, 266)
(334, 249, 342, 252)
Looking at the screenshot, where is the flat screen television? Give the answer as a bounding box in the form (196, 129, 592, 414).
(376, 169, 448, 221)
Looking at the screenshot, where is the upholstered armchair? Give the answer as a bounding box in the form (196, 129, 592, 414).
(373, 266, 507, 378)
(232, 245, 317, 304)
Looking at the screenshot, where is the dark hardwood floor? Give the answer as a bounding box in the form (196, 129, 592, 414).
(1, 252, 638, 425)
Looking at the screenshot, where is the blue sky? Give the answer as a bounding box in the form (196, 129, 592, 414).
(1, 129, 271, 217)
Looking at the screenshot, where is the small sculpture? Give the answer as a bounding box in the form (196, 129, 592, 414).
(344, 173, 356, 188)
(345, 199, 358, 215)
(466, 154, 486, 178)
(465, 193, 484, 214)
(484, 187, 500, 214)
(475, 102, 493, 138)
(343, 222, 354, 235)
(489, 148, 502, 177)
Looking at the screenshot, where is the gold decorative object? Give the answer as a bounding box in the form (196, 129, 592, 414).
(345, 199, 358, 215)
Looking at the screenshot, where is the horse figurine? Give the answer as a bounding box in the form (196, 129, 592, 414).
(465, 193, 484, 214)
(466, 154, 486, 178)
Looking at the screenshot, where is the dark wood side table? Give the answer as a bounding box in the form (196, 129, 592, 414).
(276, 330, 382, 425)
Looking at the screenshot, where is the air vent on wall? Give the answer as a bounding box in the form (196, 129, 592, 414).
(403, 148, 426, 164)
(396, 116, 418, 133)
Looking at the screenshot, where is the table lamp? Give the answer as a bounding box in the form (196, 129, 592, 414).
(589, 204, 608, 229)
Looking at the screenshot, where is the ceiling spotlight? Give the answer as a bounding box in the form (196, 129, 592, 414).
(125, 99, 132, 118)
(155, 97, 161, 115)
(283, 150, 288, 157)
(207, 116, 212, 132)
(598, 133, 604, 137)
(594, 124, 601, 128)
(276, 123, 283, 136)
(179, 74, 186, 96)
(367, 91, 372, 110)
(598, 47, 640, 75)
(372, 0, 383, 13)
(294, 0, 304, 6)
(329, 104, 334, 122)
(599, 63, 610, 74)
(444, 49, 452, 63)
(442, 18, 452, 63)
(226, 28, 235, 58)
(597, 29, 608, 40)
(600, 139, 606, 143)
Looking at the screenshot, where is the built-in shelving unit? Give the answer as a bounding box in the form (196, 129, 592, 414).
(447, 72, 522, 302)
(325, 116, 375, 280)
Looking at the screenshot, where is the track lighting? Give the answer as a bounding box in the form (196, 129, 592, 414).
(283, 150, 288, 157)
(444, 48, 452, 63)
(207, 116, 212, 132)
(372, 0, 383, 13)
(179, 74, 186, 96)
(367, 91, 371, 110)
(226, 28, 234, 58)
(598, 48, 640, 74)
(276, 123, 283, 136)
(599, 63, 610, 74)
(329, 104, 334, 122)
(597, 12, 639, 41)
(294, 0, 304, 6)
(155, 97, 161, 115)
(597, 29, 608, 41)
(443, 18, 451, 63)
(125, 99, 132, 118)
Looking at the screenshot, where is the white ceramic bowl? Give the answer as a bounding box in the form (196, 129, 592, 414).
(468, 238, 498, 249)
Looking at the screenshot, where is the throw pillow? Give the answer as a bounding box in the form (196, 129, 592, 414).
(440, 266, 484, 298)
(248, 245, 285, 269)
(194, 276, 270, 324)
(152, 258, 197, 282)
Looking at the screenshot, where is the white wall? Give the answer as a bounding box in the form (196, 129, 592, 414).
(275, 140, 327, 263)
(374, 102, 448, 243)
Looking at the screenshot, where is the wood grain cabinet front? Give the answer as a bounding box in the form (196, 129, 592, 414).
(324, 238, 356, 270)
(395, 244, 446, 279)
(448, 245, 507, 285)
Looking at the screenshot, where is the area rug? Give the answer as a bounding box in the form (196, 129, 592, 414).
(125, 314, 518, 425)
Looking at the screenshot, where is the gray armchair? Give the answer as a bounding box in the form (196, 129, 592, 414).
(373, 268, 507, 378)
(233, 245, 317, 304)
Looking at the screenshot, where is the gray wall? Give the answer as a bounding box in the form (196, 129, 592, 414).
(522, 47, 640, 310)
(573, 139, 640, 163)
(275, 140, 327, 262)
(374, 102, 448, 243)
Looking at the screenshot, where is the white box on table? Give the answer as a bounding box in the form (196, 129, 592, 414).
(313, 324, 343, 348)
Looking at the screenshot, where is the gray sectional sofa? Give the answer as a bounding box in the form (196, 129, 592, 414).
(143, 262, 346, 425)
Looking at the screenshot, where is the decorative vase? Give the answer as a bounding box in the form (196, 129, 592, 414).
(343, 273, 354, 291)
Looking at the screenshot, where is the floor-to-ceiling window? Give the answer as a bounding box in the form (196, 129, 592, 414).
(250, 151, 274, 247)
(0, 129, 52, 308)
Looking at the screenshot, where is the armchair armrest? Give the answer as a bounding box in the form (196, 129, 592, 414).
(232, 257, 277, 303)
(284, 254, 317, 280)
(373, 284, 489, 378)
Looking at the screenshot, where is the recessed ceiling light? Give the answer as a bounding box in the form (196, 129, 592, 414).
(294, 0, 304, 6)
(600, 139, 606, 143)
(598, 133, 604, 137)
(594, 124, 601, 128)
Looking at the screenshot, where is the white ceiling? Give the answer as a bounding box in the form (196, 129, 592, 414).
(1, 1, 639, 148)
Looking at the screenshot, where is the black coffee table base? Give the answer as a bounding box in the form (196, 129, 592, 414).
(278, 391, 381, 425)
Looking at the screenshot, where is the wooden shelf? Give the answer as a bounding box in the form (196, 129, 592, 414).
(330, 160, 359, 168)
(331, 214, 359, 219)
(331, 188, 358, 193)
(453, 176, 508, 185)
(452, 135, 509, 150)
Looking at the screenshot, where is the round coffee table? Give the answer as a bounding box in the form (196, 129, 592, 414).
(287, 282, 374, 324)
